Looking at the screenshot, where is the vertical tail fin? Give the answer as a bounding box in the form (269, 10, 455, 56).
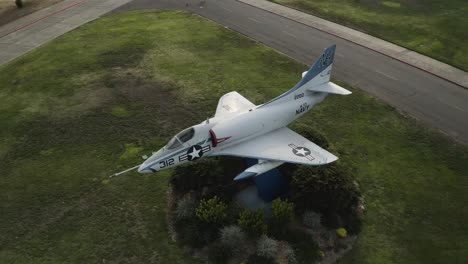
(260, 45, 337, 107)
(296, 44, 336, 87)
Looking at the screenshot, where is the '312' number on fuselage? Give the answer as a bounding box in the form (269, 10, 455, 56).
(159, 158, 174, 169)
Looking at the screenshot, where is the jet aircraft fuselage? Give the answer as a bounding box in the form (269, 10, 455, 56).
(137, 90, 328, 174)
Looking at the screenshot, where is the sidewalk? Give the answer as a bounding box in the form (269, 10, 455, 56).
(0, 0, 132, 66)
(239, 0, 468, 88)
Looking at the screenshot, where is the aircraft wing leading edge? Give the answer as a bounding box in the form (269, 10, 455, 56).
(212, 127, 338, 165)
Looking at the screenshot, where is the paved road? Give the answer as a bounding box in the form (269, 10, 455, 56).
(0, 0, 133, 65)
(115, 0, 468, 144)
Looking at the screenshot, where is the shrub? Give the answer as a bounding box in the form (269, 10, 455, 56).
(227, 201, 243, 222)
(271, 198, 294, 226)
(291, 162, 360, 227)
(219, 225, 247, 257)
(207, 242, 230, 264)
(170, 157, 243, 201)
(238, 209, 267, 237)
(256, 235, 278, 259)
(170, 159, 223, 193)
(175, 196, 196, 221)
(175, 220, 205, 248)
(336, 227, 347, 238)
(318, 249, 325, 258)
(281, 228, 320, 262)
(291, 124, 330, 149)
(302, 210, 322, 229)
(247, 254, 276, 264)
(195, 196, 227, 225)
(283, 243, 297, 264)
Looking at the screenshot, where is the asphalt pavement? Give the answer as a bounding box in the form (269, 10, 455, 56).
(0, 0, 133, 64)
(115, 0, 468, 144)
(1, 0, 466, 144)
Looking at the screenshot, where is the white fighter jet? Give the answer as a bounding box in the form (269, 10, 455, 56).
(110, 45, 351, 180)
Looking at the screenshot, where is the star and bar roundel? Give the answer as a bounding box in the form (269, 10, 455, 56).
(288, 143, 315, 161)
(179, 144, 211, 162)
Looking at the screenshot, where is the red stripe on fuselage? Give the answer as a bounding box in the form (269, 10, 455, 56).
(209, 129, 218, 147)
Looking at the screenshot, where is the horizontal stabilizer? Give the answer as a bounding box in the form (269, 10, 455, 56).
(234, 171, 257, 181)
(306, 82, 351, 95)
(233, 160, 284, 181)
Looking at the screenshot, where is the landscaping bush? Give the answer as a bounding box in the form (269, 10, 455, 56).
(170, 157, 243, 201)
(291, 124, 330, 149)
(271, 198, 294, 226)
(283, 242, 298, 264)
(175, 196, 197, 221)
(336, 227, 347, 238)
(227, 201, 243, 223)
(270, 198, 295, 236)
(219, 225, 247, 257)
(302, 210, 322, 229)
(207, 242, 230, 264)
(195, 196, 227, 226)
(344, 207, 363, 234)
(238, 209, 267, 237)
(175, 219, 206, 248)
(291, 162, 360, 227)
(247, 254, 276, 264)
(281, 228, 319, 263)
(174, 197, 220, 247)
(256, 235, 278, 259)
(170, 159, 223, 193)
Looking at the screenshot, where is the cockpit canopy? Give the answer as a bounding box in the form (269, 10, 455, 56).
(165, 127, 195, 149)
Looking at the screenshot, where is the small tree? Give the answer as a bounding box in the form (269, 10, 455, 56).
(195, 196, 227, 225)
(219, 225, 247, 256)
(238, 209, 267, 237)
(256, 235, 278, 259)
(271, 198, 294, 227)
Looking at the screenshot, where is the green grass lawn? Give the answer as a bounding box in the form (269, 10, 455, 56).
(0, 10, 467, 263)
(269, 0, 468, 71)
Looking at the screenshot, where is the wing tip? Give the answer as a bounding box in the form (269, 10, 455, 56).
(313, 152, 338, 165)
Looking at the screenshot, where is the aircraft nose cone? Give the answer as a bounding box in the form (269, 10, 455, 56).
(137, 164, 154, 174)
(137, 149, 164, 174)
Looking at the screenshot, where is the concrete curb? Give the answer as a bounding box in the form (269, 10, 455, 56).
(238, 0, 468, 89)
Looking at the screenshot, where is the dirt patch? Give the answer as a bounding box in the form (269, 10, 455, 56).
(3, 72, 202, 163)
(0, 0, 64, 26)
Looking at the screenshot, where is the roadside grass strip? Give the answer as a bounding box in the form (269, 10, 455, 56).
(270, 0, 468, 71)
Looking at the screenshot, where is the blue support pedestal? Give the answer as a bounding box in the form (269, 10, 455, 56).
(245, 159, 290, 202)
